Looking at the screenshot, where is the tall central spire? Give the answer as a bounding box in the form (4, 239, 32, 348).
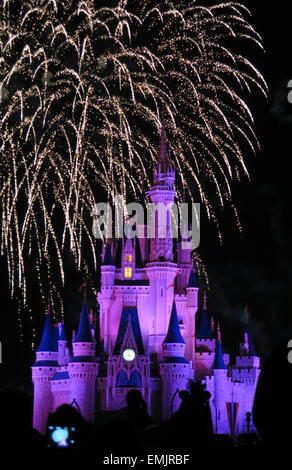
(159, 105, 167, 171)
(153, 105, 174, 186)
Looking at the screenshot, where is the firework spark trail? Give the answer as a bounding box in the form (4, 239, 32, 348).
(0, 0, 267, 314)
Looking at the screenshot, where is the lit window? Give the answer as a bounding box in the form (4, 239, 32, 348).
(125, 267, 132, 278)
(125, 255, 132, 262)
(129, 255, 132, 262)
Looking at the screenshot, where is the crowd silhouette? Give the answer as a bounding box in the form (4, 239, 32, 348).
(1, 338, 291, 450)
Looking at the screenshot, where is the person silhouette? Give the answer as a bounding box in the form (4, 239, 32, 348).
(121, 389, 153, 430)
(253, 336, 292, 447)
(97, 389, 153, 451)
(159, 381, 214, 449)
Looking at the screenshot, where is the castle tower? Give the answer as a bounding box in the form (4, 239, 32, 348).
(32, 305, 59, 434)
(68, 301, 99, 422)
(160, 302, 192, 420)
(211, 324, 229, 434)
(148, 113, 176, 262)
(195, 291, 217, 378)
(98, 243, 116, 350)
(146, 114, 177, 357)
(185, 269, 199, 365)
(58, 322, 69, 366)
(233, 309, 260, 433)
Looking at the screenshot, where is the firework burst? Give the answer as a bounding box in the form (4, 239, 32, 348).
(0, 0, 267, 314)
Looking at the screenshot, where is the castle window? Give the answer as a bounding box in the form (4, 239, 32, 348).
(125, 267, 132, 278)
(161, 288, 163, 297)
(125, 255, 132, 262)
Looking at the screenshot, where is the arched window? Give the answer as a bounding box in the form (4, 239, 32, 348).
(129, 370, 142, 388)
(116, 370, 129, 387)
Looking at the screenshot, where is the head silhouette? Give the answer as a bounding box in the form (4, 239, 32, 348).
(126, 389, 143, 409)
(47, 404, 86, 428)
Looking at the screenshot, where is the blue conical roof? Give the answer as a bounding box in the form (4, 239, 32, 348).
(198, 309, 212, 339)
(188, 269, 198, 288)
(52, 325, 59, 350)
(73, 302, 94, 343)
(163, 303, 185, 344)
(37, 314, 58, 352)
(102, 243, 115, 266)
(212, 340, 227, 370)
(59, 323, 67, 341)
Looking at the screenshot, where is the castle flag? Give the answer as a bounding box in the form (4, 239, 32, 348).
(226, 402, 239, 436)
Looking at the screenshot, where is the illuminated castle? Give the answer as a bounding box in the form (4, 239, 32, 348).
(32, 122, 260, 437)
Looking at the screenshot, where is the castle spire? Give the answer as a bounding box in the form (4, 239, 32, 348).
(203, 290, 207, 310)
(73, 300, 94, 343)
(188, 269, 198, 288)
(217, 321, 221, 342)
(211, 316, 215, 332)
(197, 290, 212, 340)
(158, 105, 167, 171)
(243, 305, 256, 356)
(212, 323, 226, 370)
(163, 303, 185, 344)
(37, 298, 58, 352)
(153, 105, 175, 187)
(102, 243, 115, 266)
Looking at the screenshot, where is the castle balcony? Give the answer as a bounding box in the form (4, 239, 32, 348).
(146, 262, 177, 278)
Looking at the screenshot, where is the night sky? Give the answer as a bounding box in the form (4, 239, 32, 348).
(0, 1, 291, 390)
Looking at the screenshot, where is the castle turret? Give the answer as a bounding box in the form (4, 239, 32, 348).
(198, 292, 213, 341)
(160, 302, 192, 420)
(101, 243, 116, 283)
(235, 309, 260, 370)
(58, 322, 69, 366)
(68, 301, 99, 422)
(98, 243, 116, 349)
(185, 269, 199, 364)
(232, 310, 260, 433)
(212, 324, 228, 433)
(32, 304, 59, 434)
